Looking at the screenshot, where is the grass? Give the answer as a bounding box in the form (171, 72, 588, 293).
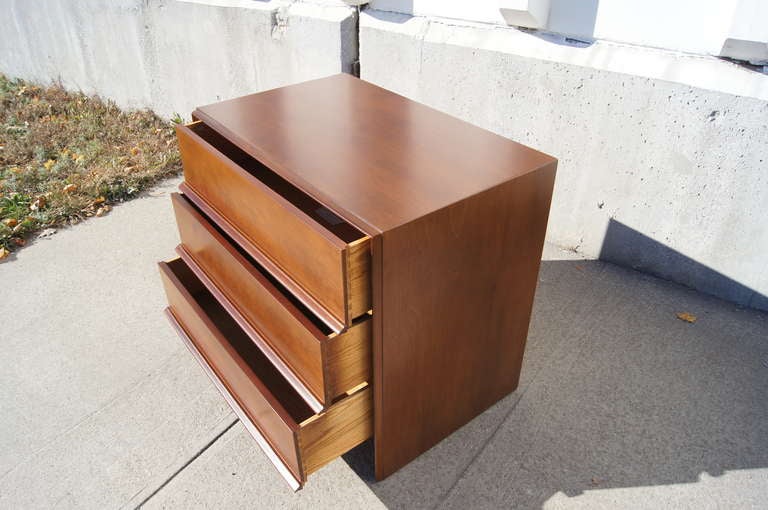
(0, 74, 181, 257)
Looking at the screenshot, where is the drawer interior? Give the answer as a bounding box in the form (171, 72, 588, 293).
(162, 258, 373, 486)
(187, 122, 364, 244)
(175, 193, 373, 405)
(166, 258, 315, 423)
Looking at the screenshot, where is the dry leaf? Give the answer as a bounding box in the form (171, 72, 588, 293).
(43, 159, 55, 171)
(30, 196, 46, 211)
(3, 218, 18, 228)
(63, 183, 77, 193)
(95, 205, 112, 217)
(92, 196, 106, 206)
(12, 237, 25, 247)
(676, 312, 697, 323)
(130, 146, 140, 156)
(0, 247, 9, 260)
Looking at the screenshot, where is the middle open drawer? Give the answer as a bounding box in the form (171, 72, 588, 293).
(171, 192, 371, 412)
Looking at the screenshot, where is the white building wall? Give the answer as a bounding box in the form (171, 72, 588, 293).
(369, 0, 768, 61)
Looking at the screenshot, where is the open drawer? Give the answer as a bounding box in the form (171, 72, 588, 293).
(176, 121, 371, 332)
(171, 192, 371, 412)
(159, 258, 372, 490)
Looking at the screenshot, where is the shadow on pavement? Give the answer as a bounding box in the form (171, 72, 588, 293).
(342, 247, 768, 508)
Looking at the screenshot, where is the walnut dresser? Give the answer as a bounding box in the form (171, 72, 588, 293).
(158, 74, 557, 490)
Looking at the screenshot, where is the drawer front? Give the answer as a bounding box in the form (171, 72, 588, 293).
(176, 122, 371, 331)
(159, 258, 373, 489)
(159, 259, 303, 484)
(171, 193, 372, 405)
(171, 192, 325, 403)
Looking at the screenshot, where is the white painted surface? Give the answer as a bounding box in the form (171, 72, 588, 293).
(369, 0, 503, 24)
(722, 0, 768, 63)
(361, 11, 768, 309)
(499, 0, 550, 29)
(575, 0, 736, 54)
(369, 0, 768, 58)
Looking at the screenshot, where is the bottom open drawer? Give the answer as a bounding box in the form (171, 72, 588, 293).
(158, 258, 372, 490)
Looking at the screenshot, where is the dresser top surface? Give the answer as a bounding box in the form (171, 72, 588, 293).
(193, 74, 556, 233)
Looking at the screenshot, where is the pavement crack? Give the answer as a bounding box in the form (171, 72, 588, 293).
(132, 418, 238, 509)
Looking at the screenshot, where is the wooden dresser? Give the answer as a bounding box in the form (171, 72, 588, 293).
(158, 74, 557, 489)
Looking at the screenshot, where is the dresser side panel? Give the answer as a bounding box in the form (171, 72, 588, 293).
(373, 164, 557, 479)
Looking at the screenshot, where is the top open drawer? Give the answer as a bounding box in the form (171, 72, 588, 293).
(176, 121, 371, 332)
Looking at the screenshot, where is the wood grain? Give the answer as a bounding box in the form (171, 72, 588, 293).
(193, 73, 556, 235)
(170, 74, 558, 483)
(324, 317, 373, 398)
(373, 166, 557, 478)
(158, 258, 309, 482)
(165, 308, 302, 491)
(298, 387, 373, 475)
(172, 192, 372, 405)
(159, 258, 374, 486)
(176, 121, 371, 330)
(346, 238, 372, 319)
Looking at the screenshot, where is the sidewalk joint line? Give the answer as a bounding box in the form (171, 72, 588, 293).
(133, 418, 238, 509)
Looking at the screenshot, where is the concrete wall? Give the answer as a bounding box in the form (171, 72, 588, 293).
(1, 0, 357, 119)
(2, 1, 767, 311)
(361, 10, 768, 310)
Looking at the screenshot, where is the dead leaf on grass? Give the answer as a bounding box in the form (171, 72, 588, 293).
(3, 218, 18, 228)
(30, 196, 46, 211)
(0, 247, 9, 260)
(676, 312, 697, 323)
(95, 205, 112, 217)
(62, 183, 77, 193)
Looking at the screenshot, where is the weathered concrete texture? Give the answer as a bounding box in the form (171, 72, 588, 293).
(142, 423, 387, 509)
(360, 11, 768, 311)
(436, 255, 768, 510)
(0, 178, 236, 509)
(1, 180, 766, 508)
(1, 0, 357, 119)
(127, 246, 768, 509)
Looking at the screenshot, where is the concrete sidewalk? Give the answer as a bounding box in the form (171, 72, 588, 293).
(1, 177, 766, 509)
